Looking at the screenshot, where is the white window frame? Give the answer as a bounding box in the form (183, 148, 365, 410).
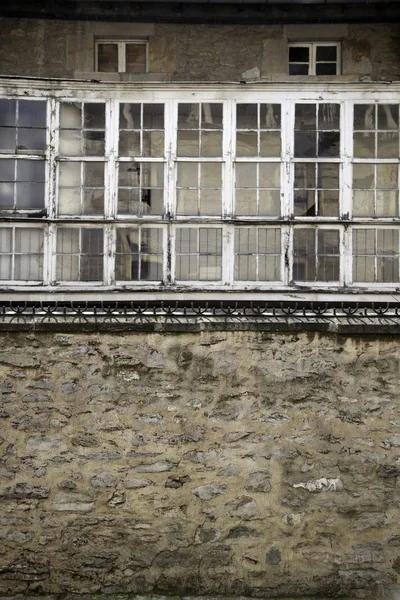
(288, 42, 341, 76)
(95, 39, 149, 74)
(1, 80, 400, 306)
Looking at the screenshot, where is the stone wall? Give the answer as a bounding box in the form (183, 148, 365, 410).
(0, 330, 400, 599)
(0, 18, 400, 81)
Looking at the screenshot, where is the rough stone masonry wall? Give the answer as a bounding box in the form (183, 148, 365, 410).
(0, 330, 400, 599)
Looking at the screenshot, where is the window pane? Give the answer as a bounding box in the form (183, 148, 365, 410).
(316, 46, 337, 61)
(237, 104, 257, 129)
(378, 105, 398, 130)
(289, 64, 309, 75)
(289, 47, 309, 62)
(97, 44, 119, 72)
(0, 100, 16, 126)
(354, 105, 375, 130)
(125, 44, 147, 73)
(19, 101, 46, 128)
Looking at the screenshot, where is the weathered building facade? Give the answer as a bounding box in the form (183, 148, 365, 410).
(0, 2, 400, 599)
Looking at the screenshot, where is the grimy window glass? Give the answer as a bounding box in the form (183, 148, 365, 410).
(1, 92, 400, 290)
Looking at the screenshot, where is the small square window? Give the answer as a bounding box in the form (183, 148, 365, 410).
(96, 40, 148, 74)
(289, 43, 340, 76)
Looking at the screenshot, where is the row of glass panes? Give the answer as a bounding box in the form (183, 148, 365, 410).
(1, 225, 399, 285)
(2, 99, 400, 159)
(1, 158, 399, 218)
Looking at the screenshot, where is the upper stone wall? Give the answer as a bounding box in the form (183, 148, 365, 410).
(0, 18, 400, 81)
(0, 330, 399, 598)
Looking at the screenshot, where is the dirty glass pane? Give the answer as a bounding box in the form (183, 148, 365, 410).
(294, 190, 316, 216)
(316, 46, 337, 61)
(354, 105, 375, 130)
(203, 104, 223, 129)
(260, 131, 281, 157)
(377, 164, 398, 188)
(19, 101, 46, 128)
(84, 104, 105, 130)
(293, 229, 315, 281)
(378, 256, 399, 282)
(316, 63, 337, 75)
(295, 163, 315, 189)
(289, 47, 309, 62)
(143, 104, 164, 130)
(236, 255, 256, 280)
(82, 189, 103, 215)
(0, 100, 16, 126)
(177, 189, 198, 215)
(377, 132, 398, 158)
(235, 189, 257, 216)
(176, 228, 197, 254)
(16, 183, 44, 209)
(260, 104, 281, 129)
(378, 105, 399, 130)
(59, 162, 80, 187)
(318, 255, 339, 280)
(235, 228, 257, 254)
(201, 163, 222, 188)
(353, 132, 375, 158)
(318, 132, 340, 157)
(289, 64, 309, 75)
(236, 132, 258, 156)
(177, 131, 199, 156)
(18, 128, 46, 152)
(83, 162, 104, 187)
(60, 103, 82, 129)
(14, 228, 43, 280)
(319, 190, 339, 217)
(353, 190, 374, 217)
(319, 104, 340, 130)
(318, 163, 339, 188)
(177, 162, 198, 188)
(120, 104, 141, 129)
(119, 131, 141, 156)
(376, 191, 398, 217)
(236, 163, 257, 188)
(116, 227, 162, 280)
(83, 130, 105, 156)
(199, 254, 221, 280)
(353, 255, 375, 282)
(0, 228, 12, 253)
(353, 164, 374, 189)
(116, 228, 139, 280)
(126, 43, 147, 73)
(200, 189, 222, 215)
(0, 128, 16, 151)
(178, 104, 199, 129)
(59, 130, 81, 156)
(259, 254, 281, 280)
(259, 190, 280, 216)
(377, 229, 399, 254)
(295, 104, 316, 130)
(259, 163, 280, 188)
(17, 160, 45, 181)
(354, 229, 375, 255)
(237, 104, 257, 129)
(143, 132, 164, 158)
(295, 131, 316, 158)
(97, 44, 118, 72)
(201, 131, 222, 156)
(58, 188, 80, 215)
(199, 227, 222, 253)
(0, 160, 15, 182)
(318, 229, 340, 281)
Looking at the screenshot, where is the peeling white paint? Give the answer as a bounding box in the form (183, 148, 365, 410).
(293, 477, 343, 492)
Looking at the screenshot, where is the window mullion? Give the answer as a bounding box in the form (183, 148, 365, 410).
(222, 99, 233, 219)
